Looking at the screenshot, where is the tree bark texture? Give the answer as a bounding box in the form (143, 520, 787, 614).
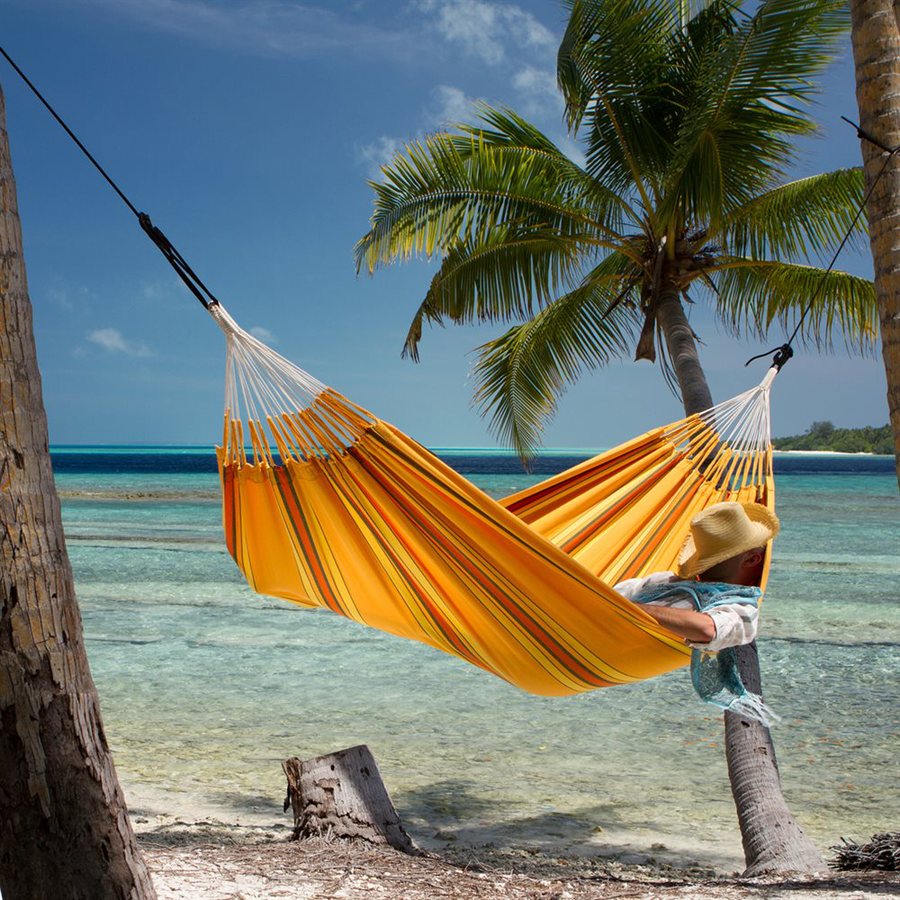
(0, 85, 157, 899)
(656, 286, 824, 875)
(655, 285, 714, 415)
(851, 0, 900, 490)
(725, 645, 825, 876)
(283, 745, 419, 854)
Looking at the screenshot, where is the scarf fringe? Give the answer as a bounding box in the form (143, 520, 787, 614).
(632, 582, 780, 725)
(717, 691, 781, 728)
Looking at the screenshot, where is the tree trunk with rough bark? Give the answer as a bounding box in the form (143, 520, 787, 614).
(283, 745, 419, 854)
(655, 284, 825, 876)
(851, 0, 900, 490)
(656, 288, 714, 414)
(0, 85, 157, 899)
(725, 645, 825, 876)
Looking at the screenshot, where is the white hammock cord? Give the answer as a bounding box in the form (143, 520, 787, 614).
(211, 302, 778, 468)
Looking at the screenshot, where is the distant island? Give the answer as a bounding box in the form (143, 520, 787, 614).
(773, 421, 893, 454)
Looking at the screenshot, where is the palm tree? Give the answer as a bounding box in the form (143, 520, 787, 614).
(358, 0, 875, 455)
(850, 0, 900, 489)
(357, 0, 878, 875)
(0, 86, 157, 899)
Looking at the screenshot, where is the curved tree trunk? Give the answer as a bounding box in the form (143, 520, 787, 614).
(656, 289, 713, 415)
(850, 0, 900, 490)
(725, 646, 825, 876)
(656, 285, 824, 876)
(0, 86, 157, 899)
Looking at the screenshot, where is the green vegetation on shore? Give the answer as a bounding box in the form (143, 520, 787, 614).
(774, 421, 892, 454)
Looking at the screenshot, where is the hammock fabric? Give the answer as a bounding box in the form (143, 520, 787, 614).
(211, 304, 776, 697)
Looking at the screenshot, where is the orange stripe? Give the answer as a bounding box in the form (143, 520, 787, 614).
(272, 466, 344, 614)
(353, 441, 614, 688)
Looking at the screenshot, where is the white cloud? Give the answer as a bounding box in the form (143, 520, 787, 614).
(45, 284, 94, 312)
(557, 133, 587, 168)
(357, 135, 404, 179)
(511, 66, 562, 118)
(249, 325, 276, 344)
(428, 85, 476, 128)
(88, 328, 152, 357)
(414, 0, 555, 66)
(46, 287, 76, 311)
(356, 88, 475, 180)
(140, 281, 174, 302)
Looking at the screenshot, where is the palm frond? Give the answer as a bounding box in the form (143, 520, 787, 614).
(456, 105, 569, 156)
(451, 105, 643, 224)
(558, 0, 678, 130)
(355, 131, 627, 275)
(659, 0, 849, 227)
(713, 258, 878, 354)
(402, 225, 595, 361)
(471, 256, 643, 457)
(725, 168, 867, 261)
(557, 0, 682, 204)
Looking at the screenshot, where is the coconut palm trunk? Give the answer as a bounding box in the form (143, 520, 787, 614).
(657, 286, 825, 876)
(0, 86, 157, 899)
(724, 646, 825, 874)
(850, 0, 900, 489)
(655, 285, 714, 415)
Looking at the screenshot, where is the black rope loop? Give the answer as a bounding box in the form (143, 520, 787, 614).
(841, 116, 900, 156)
(138, 214, 219, 310)
(744, 343, 794, 371)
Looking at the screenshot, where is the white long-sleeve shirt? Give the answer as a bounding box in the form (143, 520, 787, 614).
(614, 571, 759, 652)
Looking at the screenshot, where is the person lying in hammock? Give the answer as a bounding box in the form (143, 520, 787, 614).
(614, 501, 780, 652)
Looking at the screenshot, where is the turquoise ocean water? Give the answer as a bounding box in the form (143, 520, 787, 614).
(54, 447, 899, 869)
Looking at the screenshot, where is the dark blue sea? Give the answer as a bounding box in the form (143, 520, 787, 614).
(50, 444, 898, 478)
(52, 446, 899, 869)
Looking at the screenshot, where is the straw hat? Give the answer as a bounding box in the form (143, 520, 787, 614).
(676, 501, 780, 578)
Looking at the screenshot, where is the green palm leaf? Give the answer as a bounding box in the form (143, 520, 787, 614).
(450, 105, 642, 224)
(725, 168, 867, 260)
(472, 256, 642, 455)
(714, 258, 878, 353)
(402, 225, 595, 361)
(558, 0, 680, 201)
(355, 130, 626, 275)
(659, 0, 849, 226)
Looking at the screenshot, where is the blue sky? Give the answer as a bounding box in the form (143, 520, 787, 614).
(0, 0, 890, 449)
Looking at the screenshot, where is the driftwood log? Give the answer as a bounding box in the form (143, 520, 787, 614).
(282, 745, 419, 854)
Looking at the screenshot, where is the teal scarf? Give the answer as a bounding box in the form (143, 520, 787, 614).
(633, 581, 779, 726)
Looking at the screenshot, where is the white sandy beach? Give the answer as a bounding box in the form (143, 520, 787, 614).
(773, 449, 881, 456)
(138, 821, 897, 900)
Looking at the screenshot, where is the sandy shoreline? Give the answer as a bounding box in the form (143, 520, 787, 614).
(771, 449, 883, 456)
(139, 820, 897, 899)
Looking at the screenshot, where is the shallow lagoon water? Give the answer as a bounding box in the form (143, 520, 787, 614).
(55, 448, 900, 869)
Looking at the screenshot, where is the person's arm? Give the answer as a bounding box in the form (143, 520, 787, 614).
(645, 602, 760, 650)
(691, 604, 758, 651)
(640, 604, 716, 643)
(614, 571, 675, 600)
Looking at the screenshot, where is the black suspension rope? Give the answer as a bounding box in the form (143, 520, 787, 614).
(0, 45, 219, 311)
(745, 118, 900, 372)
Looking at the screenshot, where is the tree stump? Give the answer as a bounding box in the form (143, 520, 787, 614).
(282, 745, 419, 854)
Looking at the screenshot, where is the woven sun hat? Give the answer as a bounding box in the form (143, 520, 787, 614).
(676, 501, 780, 578)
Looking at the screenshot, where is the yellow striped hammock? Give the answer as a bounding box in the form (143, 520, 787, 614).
(210, 303, 777, 698)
